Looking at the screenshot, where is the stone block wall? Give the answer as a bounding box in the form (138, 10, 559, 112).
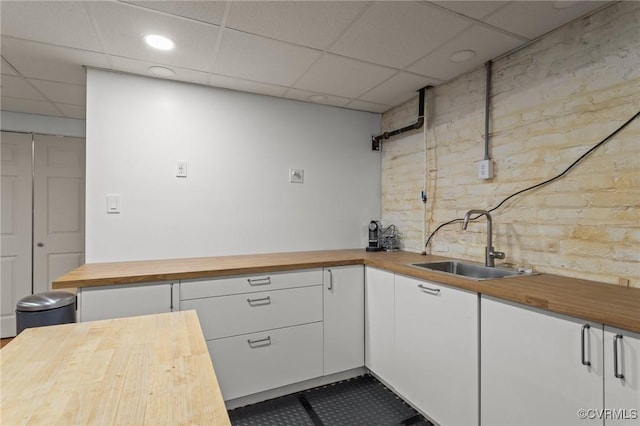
(381, 2, 639, 287)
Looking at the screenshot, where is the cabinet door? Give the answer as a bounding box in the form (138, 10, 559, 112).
(481, 295, 603, 426)
(79, 282, 172, 322)
(365, 267, 395, 386)
(604, 327, 640, 426)
(395, 274, 478, 426)
(323, 265, 364, 376)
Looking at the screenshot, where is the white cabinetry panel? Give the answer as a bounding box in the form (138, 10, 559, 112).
(604, 327, 640, 426)
(365, 266, 395, 386)
(79, 282, 172, 322)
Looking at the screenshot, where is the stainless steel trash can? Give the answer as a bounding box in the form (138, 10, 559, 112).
(16, 291, 76, 334)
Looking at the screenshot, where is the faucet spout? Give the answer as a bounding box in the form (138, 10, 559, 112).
(462, 209, 504, 267)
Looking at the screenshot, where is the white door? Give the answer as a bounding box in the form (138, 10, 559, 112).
(1, 132, 33, 338)
(394, 274, 478, 426)
(33, 135, 85, 294)
(365, 266, 396, 387)
(323, 265, 365, 375)
(481, 295, 604, 426)
(604, 327, 640, 426)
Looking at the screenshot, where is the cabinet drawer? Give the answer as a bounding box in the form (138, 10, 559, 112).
(182, 286, 322, 340)
(180, 269, 323, 300)
(208, 322, 323, 400)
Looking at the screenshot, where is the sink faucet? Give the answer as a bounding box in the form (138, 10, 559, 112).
(462, 209, 505, 267)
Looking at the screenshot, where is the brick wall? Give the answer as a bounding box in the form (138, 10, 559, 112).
(381, 2, 639, 287)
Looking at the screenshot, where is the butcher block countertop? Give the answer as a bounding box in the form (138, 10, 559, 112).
(0, 311, 231, 426)
(52, 249, 640, 333)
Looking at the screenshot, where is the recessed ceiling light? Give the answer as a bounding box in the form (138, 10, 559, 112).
(450, 50, 477, 63)
(309, 94, 328, 103)
(144, 34, 175, 51)
(148, 66, 176, 77)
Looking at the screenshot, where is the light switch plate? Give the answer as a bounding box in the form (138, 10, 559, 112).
(289, 168, 304, 183)
(106, 194, 121, 214)
(176, 160, 187, 178)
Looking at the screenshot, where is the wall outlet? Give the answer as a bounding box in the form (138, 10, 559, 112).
(478, 159, 494, 179)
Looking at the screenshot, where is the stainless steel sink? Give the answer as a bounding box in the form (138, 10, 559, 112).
(411, 260, 533, 280)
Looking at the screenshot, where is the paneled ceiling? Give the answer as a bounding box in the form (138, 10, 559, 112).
(0, 1, 608, 119)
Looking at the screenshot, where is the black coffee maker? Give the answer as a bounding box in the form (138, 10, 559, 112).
(366, 221, 383, 252)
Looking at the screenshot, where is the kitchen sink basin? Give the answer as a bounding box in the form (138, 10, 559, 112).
(411, 260, 533, 281)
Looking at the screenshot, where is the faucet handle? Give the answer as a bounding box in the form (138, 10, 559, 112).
(491, 250, 506, 260)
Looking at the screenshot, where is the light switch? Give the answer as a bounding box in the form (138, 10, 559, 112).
(289, 168, 304, 183)
(176, 161, 187, 178)
(106, 194, 121, 214)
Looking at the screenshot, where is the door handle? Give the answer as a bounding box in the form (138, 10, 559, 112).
(613, 334, 624, 379)
(581, 324, 591, 366)
(418, 284, 440, 295)
(37, 242, 44, 247)
(327, 269, 334, 292)
(247, 276, 271, 286)
(247, 296, 271, 306)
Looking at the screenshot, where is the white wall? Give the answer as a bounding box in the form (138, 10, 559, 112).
(0, 111, 85, 137)
(86, 70, 381, 262)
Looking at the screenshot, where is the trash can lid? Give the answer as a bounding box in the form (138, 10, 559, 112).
(16, 291, 76, 312)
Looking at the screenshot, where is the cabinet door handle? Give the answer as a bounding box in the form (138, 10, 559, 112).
(247, 296, 271, 306)
(613, 334, 625, 379)
(327, 269, 334, 292)
(247, 336, 271, 348)
(418, 284, 440, 295)
(581, 324, 591, 366)
(247, 276, 271, 286)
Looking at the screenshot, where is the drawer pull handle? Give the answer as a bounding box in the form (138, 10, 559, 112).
(247, 336, 271, 348)
(581, 324, 591, 366)
(614, 334, 624, 379)
(418, 284, 440, 295)
(247, 276, 271, 286)
(247, 296, 271, 306)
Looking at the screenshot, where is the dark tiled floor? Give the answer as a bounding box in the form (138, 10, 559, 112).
(228, 375, 433, 426)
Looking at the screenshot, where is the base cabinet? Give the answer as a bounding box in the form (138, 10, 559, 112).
(78, 282, 173, 322)
(323, 266, 364, 375)
(365, 267, 396, 387)
(604, 327, 640, 426)
(395, 274, 478, 426)
(481, 295, 604, 426)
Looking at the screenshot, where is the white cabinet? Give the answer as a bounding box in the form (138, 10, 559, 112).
(323, 265, 364, 375)
(481, 295, 604, 426)
(180, 269, 324, 401)
(365, 266, 396, 387)
(604, 327, 640, 426)
(78, 281, 174, 322)
(395, 274, 478, 426)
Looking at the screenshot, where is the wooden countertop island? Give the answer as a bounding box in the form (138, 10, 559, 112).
(0, 311, 231, 426)
(52, 249, 640, 333)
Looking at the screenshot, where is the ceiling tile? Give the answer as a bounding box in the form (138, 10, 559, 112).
(431, 1, 507, 20)
(0, 1, 103, 51)
(360, 72, 440, 107)
(214, 29, 321, 87)
(88, 1, 220, 72)
(409, 25, 524, 81)
(484, 1, 607, 39)
(29, 79, 85, 105)
(0, 75, 46, 100)
(345, 100, 389, 114)
(295, 54, 396, 99)
(0, 97, 60, 116)
(124, 1, 227, 26)
(110, 56, 209, 86)
(1, 57, 18, 76)
(57, 103, 86, 119)
(1, 38, 107, 85)
(226, 1, 367, 50)
(330, 2, 472, 69)
(283, 88, 351, 108)
(209, 74, 287, 98)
